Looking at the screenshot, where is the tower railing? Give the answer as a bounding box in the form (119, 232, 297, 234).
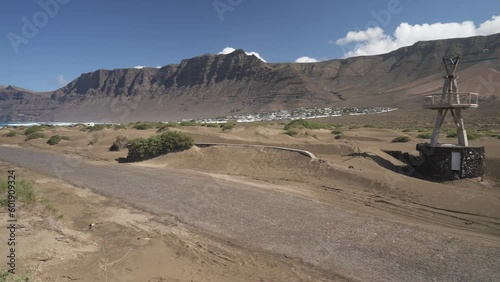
(423, 92, 478, 109)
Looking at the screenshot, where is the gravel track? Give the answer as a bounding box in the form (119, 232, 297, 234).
(1, 146, 499, 282)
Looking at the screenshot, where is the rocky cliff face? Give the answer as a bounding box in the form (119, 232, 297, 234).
(2, 34, 499, 122)
(0, 86, 55, 122)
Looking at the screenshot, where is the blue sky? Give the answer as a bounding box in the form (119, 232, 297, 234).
(1, 0, 499, 91)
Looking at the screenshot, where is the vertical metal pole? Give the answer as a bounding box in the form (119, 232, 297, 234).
(450, 109, 468, 146)
(431, 109, 444, 146)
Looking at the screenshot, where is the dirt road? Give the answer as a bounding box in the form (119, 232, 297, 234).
(1, 146, 499, 281)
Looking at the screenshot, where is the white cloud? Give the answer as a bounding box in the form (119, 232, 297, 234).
(218, 47, 236, 55)
(134, 65, 163, 69)
(295, 56, 321, 63)
(217, 46, 267, 62)
(477, 15, 500, 35)
(57, 74, 68, 86)
(335, 27, 387, 45)
(245, 51, 267, 62)
(335, 15, 500, 58)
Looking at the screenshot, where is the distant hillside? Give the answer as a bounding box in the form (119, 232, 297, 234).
(1, 33, 499, 123)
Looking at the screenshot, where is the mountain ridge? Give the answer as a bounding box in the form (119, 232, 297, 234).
(1, 34, 499, 123)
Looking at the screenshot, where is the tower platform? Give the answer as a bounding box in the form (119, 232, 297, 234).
(423, 92, 478, 109)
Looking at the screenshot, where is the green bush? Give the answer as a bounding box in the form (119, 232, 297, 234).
(416, 133, 432, 139)
(24, 125, 44, 135)
(4, 130, 17, 137)
(284, 130, 298, 136)
(61, 135, 70, 141)
(284, 119, 329, 130)
(446, 130, 458, 138)
(402, 129, 411, 133)
(179, 121, 199, 127)
(392, 136, 411, 143)
(363, 124, 375, 128)
(221, 122, 237, 132)
(129, 121, 164, 130)
(47, 135, 62, 145)
(25, 132, 47, 141)
(127, 131, 194, 162)
(113, 124, 127, 130)
(166, 122, 179, 128)
(154, 122, 166, 129)
(134, 123, 154, 130)
(206, 123, 219, 128)
(0, 179, 35, 206)
(247, 121, 267, 127)
(83, 124, 111, 132)
(156, 125, 169, 133)
(0, 180, 55, 216)
(0, 269, 33, 282)
(467, 132, 479, 140)
(334, 134, 342, 139)
(133, 122, 156, 130)
(158, 122, 180, 132)
(444, 130, 479, 140)
(331, 130, 343, 135)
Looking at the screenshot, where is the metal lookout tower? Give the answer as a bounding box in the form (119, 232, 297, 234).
(414, 55, 488, 180)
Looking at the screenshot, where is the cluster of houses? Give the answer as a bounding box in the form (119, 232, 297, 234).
(194, 106, 397, 123)
(1, 107, 397, 127)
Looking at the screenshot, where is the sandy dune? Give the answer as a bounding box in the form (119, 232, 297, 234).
(0, 117, 499, 280)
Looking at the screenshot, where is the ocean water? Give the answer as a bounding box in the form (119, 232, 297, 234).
(0, 122, 87, 127)
(1, 122, 43, 127)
